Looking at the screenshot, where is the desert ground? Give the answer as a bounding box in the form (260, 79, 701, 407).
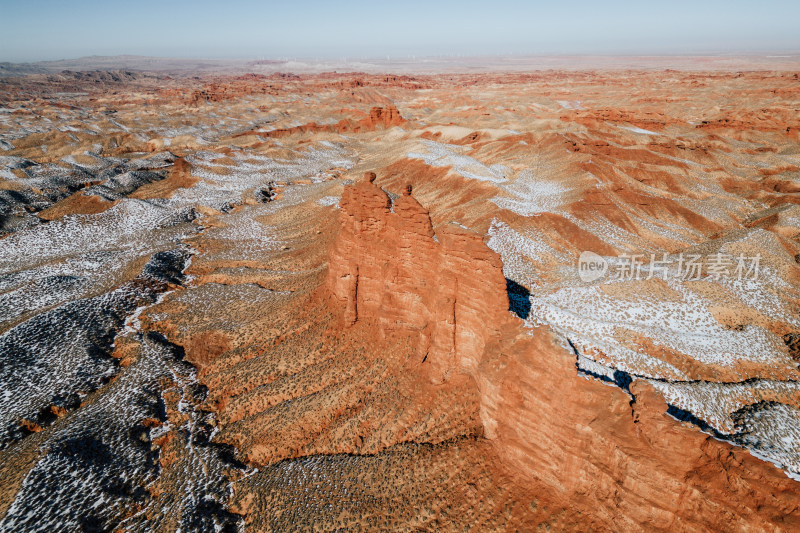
(2, 60, 800, 531)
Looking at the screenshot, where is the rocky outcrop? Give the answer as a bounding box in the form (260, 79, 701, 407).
(359, 105, 406, 128)
(236, 105, 407, 139)
(327, 172, 508, 382)
(325, 174, 800, 530)
(477, 325, 800, 530)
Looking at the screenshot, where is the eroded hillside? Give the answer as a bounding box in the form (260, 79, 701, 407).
(2, 68, 800, 531)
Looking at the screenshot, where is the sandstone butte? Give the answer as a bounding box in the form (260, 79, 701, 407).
(327, 172, 508, 383)
(326, 172, 800, 531)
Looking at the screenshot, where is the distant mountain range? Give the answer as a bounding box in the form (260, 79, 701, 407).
(2, 53, 800, 77)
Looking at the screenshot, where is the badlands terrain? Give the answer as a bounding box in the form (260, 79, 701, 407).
(2, 62, 800, 531)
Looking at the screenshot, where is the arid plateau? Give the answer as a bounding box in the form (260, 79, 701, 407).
(2, 60, 800, 531)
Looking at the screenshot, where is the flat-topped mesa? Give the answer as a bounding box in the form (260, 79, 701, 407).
(327, 172, 509, 382)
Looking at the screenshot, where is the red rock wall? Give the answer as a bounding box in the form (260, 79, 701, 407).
(325, 173, 800, 530)
(326, 173, 509, 382)
(477, 326, 800, 530)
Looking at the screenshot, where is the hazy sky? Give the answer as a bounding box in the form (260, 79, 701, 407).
(1, 0, 799, 62)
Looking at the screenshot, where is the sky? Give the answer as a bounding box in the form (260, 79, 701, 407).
(1, 0, 799, 62)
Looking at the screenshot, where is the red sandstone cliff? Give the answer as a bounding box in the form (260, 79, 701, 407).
(477, 325, 800, 530)
(327, 173, 508, 382)
(324, 173, 800, 530)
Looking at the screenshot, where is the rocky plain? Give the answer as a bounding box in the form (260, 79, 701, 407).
(2, 59, 800, 531)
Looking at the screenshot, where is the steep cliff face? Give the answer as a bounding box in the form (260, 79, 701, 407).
(477, 326, 800, 530)
(325, 173, 800, 530)
(327, 173, 509, 382)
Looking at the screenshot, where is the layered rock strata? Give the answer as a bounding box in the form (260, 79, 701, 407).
(327, 173, 509, 382)
(325, 172, 800, 530)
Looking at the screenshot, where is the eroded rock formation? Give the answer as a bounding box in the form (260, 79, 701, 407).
(236, 105, 407, 139)
(477, 325, 800, 530)
(5, 66, 800, 531)
(325, 172, 800, 530)
(361, 104, 406, 128)
(327, 172, 508, 382)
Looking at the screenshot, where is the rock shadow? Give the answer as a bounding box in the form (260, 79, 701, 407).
(506, 278, 531, 319)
